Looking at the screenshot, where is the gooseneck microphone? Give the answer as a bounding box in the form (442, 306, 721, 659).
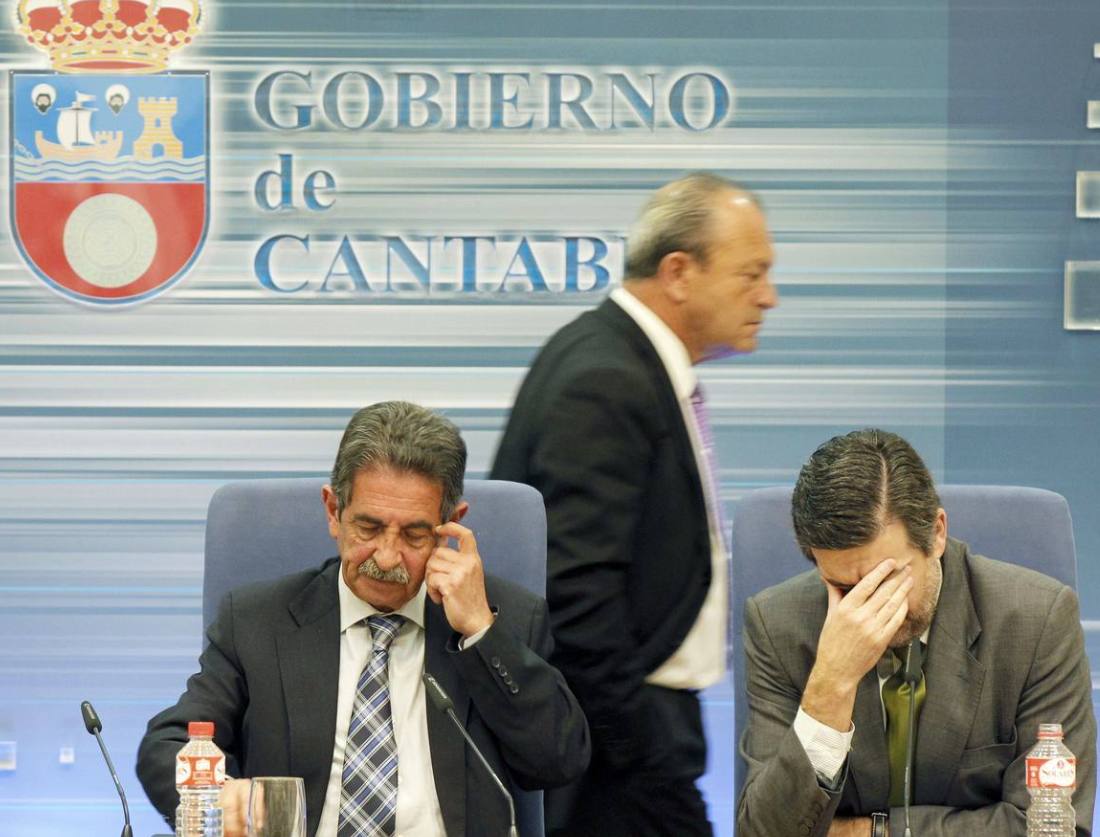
(901, 639, 923, 837)
(423, 672, 519, 837)
(80, 700, 134, 837)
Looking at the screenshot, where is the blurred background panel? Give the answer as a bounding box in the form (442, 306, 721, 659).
(0, 1, 1097, 834)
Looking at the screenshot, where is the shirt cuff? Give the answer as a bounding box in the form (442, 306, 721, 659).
(457, 619, 493, 650)
(793, 706, 854, 788)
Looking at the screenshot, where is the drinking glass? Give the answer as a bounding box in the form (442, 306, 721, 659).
(246, 776, 306, 837)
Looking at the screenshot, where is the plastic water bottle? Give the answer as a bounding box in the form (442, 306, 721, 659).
(1026, 723, 1076, 836)
(175, 721, 226, 837)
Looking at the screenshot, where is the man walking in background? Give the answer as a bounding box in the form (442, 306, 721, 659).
(492, 173, 778, 836)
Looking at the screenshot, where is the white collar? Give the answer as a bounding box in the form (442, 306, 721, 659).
(337, 564, 427, 633)
(610, 287, 697, 400)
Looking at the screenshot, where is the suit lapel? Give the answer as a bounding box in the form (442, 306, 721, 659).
(914, 539, 984, 803)
(276, 559, 341, 828)
(846, 670, 890, 809)
(594, 299, 708, 531)
(424, 599, 469, 837)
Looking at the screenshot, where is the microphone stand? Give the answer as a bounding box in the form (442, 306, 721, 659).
(80, 701, 133, 837)
(423, 672, 519, 837)
(901, 639, 923, 837)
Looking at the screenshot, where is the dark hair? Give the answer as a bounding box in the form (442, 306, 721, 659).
(330, 401, 466, 519)
(791, 428, 940, 561)
(623, 172, 760, 280)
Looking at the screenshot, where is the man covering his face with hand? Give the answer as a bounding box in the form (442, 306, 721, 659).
(737, 428, 1095, 837)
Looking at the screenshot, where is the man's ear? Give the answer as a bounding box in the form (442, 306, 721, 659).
(654, 250, 694, 304)
(932, 507, 947, 557)
(321, 485, 341, 539)
(449, 500, 469, 523)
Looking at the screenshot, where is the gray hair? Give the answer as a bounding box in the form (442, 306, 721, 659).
(791, 428, 941, 562)
(624, 172, 760, 280)
(330, 401, 466, 520)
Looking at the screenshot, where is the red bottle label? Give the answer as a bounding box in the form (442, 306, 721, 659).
(176, 753, 226, 788)
(1026, 756, 1076, 789)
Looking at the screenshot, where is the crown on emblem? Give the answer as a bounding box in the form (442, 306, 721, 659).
(16, 0, 202, 74)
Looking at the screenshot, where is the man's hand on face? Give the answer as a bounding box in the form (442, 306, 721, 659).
(426, 521, 494, 639)
(219, 777, 251, 837)
(801, 559, 913, 731)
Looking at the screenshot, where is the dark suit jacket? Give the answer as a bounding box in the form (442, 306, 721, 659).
(737, 537, 1097, 837)
(491, 298, 712, 771)
(136, 559, 590, 837)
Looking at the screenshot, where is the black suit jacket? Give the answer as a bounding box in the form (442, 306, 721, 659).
(491, 298, 712, 770)
(136, 559, 590, 837)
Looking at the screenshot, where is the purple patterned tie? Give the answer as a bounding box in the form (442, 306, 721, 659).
(690, 384, 729, 548)
(691, 384, 733, 661)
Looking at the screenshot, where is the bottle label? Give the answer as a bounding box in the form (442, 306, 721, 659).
(176, 754, 226, 788)
(1026, 756, 1076, 789)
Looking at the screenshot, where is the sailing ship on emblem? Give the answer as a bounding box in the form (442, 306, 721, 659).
(34, 92, 123, 162)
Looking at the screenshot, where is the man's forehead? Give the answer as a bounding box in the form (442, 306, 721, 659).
(349, 467, 444, 510)
(709, 197, 770, 245)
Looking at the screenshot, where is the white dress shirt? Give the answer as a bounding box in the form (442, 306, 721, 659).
(610, 287, 728, 691)
(316, 575, 446, 837)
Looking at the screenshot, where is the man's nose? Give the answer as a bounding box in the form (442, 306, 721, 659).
(372, 532, 404, 569)
(760, 275, 779, 309)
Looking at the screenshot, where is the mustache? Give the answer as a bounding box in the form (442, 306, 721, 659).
(357, 558, 410, 584)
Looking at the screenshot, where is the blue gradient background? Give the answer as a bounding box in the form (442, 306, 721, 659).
(0, 1, 1098, 835)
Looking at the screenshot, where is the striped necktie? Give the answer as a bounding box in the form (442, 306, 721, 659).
(338, 614, 406, 837)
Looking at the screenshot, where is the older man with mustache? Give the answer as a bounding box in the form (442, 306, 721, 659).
(137, 401, 589, 837)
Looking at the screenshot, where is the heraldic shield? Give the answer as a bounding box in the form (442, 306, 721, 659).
(10, 70, 208, 304)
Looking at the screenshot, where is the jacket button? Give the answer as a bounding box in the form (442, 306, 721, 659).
(490, 656, 501, 669)
(498, 666, 509, 678)
(510, 684, 520, 694)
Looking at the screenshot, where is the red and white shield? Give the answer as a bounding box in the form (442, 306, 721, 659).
(10, 69, 209, 305)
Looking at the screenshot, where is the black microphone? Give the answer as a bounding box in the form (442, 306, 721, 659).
(901, 639, 923, 837)
(423, 672, 519, 837)
(80, 701, 133, 837)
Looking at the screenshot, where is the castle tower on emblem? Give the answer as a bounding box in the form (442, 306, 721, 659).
(134, 97, 183, 160)
(10, 0, 209, 305)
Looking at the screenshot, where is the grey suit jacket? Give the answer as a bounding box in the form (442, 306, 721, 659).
(136, 559, 590, 837)
(737, 537, 1096, 837)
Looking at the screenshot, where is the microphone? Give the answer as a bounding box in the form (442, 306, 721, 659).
(901, 639, 923, 837)
(423, 672, 518, 837)
(80, 701, 134, 837)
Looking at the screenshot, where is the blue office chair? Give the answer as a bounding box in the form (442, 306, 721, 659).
(203, 476, 548, 836)
(728, 484, 1078, 806)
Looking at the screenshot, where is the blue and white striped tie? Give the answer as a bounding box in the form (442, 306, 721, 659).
(338, 614, 406, 837)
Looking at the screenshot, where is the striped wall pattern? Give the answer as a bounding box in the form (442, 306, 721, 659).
(1, 1, 1098, 834)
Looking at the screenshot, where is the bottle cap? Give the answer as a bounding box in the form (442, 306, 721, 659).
(1037, 723, 1064, 739)
(187, 721, 215, 738)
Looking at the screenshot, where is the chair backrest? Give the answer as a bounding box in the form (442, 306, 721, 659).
(203, 476, 548, 836)
(729, 484, 1077, 803)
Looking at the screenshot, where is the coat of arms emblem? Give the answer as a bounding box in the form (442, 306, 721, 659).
(10, 0, 208, 304)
